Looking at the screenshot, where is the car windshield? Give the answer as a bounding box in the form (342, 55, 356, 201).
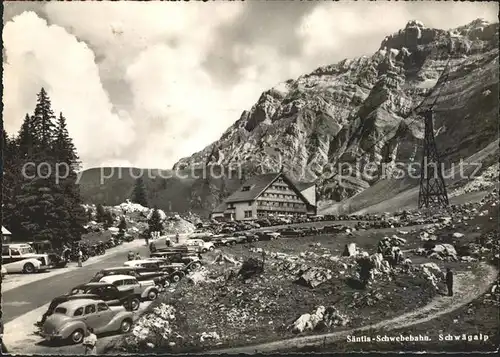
(54, 307, 67, 315)
(20, 247, 34, 254)
(70, 288, 87, 295)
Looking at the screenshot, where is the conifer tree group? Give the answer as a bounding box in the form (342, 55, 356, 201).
(2, 88, 87, 248)
(148, 207, 164, 235)
(131, 177, 148, 207)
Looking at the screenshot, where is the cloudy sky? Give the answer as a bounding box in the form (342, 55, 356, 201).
(3, 1, 498, 170)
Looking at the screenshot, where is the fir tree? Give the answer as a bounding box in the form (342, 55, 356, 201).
(96, 204, 106, 223)
(32, 88, 57, 152)
(148, 207, 163, 235)
(17, 114, 36, 159)
(103, 210, 114, 229)
(53, 112, 80, 171)
(53, 111, 87, 240)
(131, 177, 148, 207)
(118, 216, 127, 232)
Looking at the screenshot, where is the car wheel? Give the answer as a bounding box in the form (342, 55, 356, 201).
(225, 242, 231, 246)
(231, 241, 236, 246)
(70, 329, 84, 344)
(202, 248, 208, 253)
(130, 298, 140, 311)
(209, 246, 214, 251)
(23, 263, 35, 274)
(192, 262, 201, 270)
(147, 290, 158, 301)
(120, 319, 133, 334)
(172, 274, 181, 283)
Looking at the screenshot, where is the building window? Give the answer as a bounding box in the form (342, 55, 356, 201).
(244, 210, 253, 218)
(248, 202, 252, 206)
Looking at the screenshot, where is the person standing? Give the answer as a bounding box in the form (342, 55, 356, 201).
(83, 327, 97, 355)
(128, 251, 135, 261)
(175, 233, 180, 244)
(446, 267, 454, 296)
(135, 252, 141, 260)
(78, 249, 83, 267)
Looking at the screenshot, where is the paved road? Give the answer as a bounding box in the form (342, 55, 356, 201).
(2, 244, 151, 324)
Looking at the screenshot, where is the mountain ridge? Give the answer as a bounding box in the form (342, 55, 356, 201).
(79, 19, 499, 216)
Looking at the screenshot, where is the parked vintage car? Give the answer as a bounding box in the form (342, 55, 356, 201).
(99, 274, 159, 301)
(41, 299, 134, 344)
(69, 282, 141, 311)
(38, 294, 101, 326)
(278, 227, 306, 237)
(212, 236, 238, 247)
(1, 244, 50, 274)
(150, 251, 202, 267)
(91, 266, 173, 288)
(256, 230, 281, 241)
(185, 239, 215, 253)
(123, 258, 165, 268)
(240, 232, 260, 242)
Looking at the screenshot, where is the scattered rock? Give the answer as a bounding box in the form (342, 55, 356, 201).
(200, 331, 220, 342)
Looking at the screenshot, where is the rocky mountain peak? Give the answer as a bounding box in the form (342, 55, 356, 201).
(174, 19, 499, 204)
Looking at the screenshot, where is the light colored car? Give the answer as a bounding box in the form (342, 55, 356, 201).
(189, 230, 214, 239)
(1, 265, 7, 279)
(99, 274, 159, 301)
(41, 299, 133, 344)
(123, 259, 165, 268)
(186, 239, 215, 253)
(2, 244, 50, 274)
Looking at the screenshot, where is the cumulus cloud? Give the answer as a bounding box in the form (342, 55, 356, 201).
(2, 11, 135, 167)
(2, 1, 498, 170)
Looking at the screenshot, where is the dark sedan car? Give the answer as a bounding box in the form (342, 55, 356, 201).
(69, 282, 142, 310)
(90, 266, 173, 288)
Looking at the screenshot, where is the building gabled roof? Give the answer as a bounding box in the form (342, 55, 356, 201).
(294, 181, 316, 192)
(2, 226, 11, 235)
(224, 173, 281, 203)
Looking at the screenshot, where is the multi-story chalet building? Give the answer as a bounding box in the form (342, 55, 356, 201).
(210, 172, 317, 221)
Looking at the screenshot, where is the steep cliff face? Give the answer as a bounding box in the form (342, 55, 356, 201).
(174, 19, 498, 206)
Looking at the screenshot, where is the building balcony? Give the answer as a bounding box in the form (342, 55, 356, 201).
(257, 197, 304, 204)
(257, 206, 307, 213)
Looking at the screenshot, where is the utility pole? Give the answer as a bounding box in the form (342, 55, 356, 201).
(417, 110, 449, 209)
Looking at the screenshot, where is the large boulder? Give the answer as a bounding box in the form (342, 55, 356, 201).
(342, 243, 358, 257)
(431, 244, 458, 260)
(297, 267, 333, 288)
(420, 262, 443, 277)
(290, 313, 313, 333)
